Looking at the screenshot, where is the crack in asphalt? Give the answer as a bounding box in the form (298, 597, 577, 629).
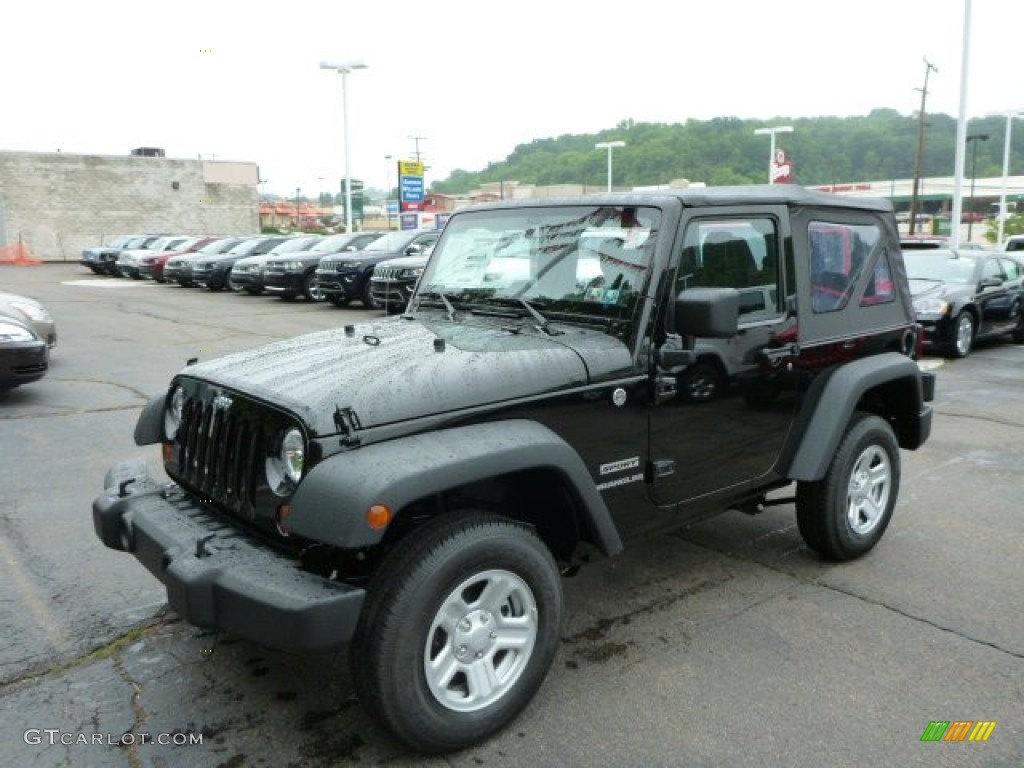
(113, 654, 146, 768)
(932, 407, 1024, 430)
(678, 535, 1024, 661)
(1, 617, 171, 691)
(0, 404, 144, 421)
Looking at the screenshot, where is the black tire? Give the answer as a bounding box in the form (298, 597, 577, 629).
(303, 272, 324, 302)
(330, 295, 351, 307)
(1010, 301, 1024, 343)
(796, 413, 900, 561)
(361, 278, 380, 310)
(350, 512, 562, 754)
(677, 360, 725, 402)
(949, 312, 974, 358)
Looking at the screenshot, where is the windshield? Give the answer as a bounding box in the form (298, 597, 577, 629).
(268, 236, 320, 255)
(418, 205, 659, 320)
(228, 238, 268, 255)
(904, 251, 978, 284)
(364, 231, 422, 252)
(198, 237, 241, 254)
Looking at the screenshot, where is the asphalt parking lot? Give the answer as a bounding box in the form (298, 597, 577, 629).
(1, 263, 1022, 767)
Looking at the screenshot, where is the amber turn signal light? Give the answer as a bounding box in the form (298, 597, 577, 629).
(366, 504, 392, 530)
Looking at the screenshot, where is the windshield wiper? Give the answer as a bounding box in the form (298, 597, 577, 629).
(516, 298, 563, 336)
(416, 289, 458, 321)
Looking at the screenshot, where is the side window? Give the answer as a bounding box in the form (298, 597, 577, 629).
(677, 217, 781, 323)
(808, 221, 881, 313)
(1000, 258, 1020, 281)
(982, 258, 1004, 281)
(861, 249, 896, 306)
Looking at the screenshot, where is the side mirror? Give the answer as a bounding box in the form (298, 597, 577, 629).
(405, 243, 424, 256)
(978, 276, 1003, 290)
(674, 287, 740, 338)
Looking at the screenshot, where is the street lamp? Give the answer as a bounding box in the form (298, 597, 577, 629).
(753, 126, 794, 184)
(384, 154, 394, 230)
(320, 59, 368, 232)
(994, 111, 1024, 245)
(966, 133, 989, 242)
(594, 141, 625, 192)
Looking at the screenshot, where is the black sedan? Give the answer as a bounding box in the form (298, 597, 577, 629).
(315, 229, 440, 308)
(0, 317, 48, 392)
(907, 249, 1024, 357)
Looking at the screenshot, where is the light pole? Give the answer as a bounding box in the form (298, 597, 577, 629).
(384, 154, 394, 230)
(753, 126, 793, 184)
(594, 140, 625, 192)
(966, 133, 989, 242)
(320, 59, 368, 233)
(994, 111, 1024, 246)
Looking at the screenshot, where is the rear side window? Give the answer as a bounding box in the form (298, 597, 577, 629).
(808, 222, 890, 312)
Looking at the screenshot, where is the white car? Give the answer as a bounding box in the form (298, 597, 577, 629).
(0, 291, 57, 348)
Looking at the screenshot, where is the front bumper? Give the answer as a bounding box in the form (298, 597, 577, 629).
(0, 341, 48, 389)
(313, 270, 362, 299)
(263, 272, 304, 293)
(92, 461, 365, 652)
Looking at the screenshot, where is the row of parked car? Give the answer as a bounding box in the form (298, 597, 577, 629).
(80, 229, 443, 312)
(75, 228, 1024, 377)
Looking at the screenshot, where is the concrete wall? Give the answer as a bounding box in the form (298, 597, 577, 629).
(0, 151, 260, 260)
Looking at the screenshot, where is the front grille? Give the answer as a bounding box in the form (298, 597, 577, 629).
(375, 267, 400, 281)
(172, 395, 264, 518)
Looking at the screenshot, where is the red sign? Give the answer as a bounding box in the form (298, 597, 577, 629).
(772, 149, 793, 184)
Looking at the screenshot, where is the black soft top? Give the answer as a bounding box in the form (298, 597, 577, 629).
(462, 184, 894, 215)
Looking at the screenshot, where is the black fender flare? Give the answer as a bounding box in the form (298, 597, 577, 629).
(134, 393, 167, 446)
(288, 419, 623, 555)
(781, 353, 929, 482)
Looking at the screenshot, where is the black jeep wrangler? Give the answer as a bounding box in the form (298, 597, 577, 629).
(93, 186, 934, 754)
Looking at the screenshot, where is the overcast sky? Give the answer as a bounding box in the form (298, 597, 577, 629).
(2, 1, 1020, 197)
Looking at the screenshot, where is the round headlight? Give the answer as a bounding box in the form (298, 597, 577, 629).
(266, 427, 305, 495)
(164, 386, 186, 440)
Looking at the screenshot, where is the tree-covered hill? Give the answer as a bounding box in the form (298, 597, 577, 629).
(431, 110, 1023, 194)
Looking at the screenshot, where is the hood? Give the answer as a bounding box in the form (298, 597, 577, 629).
(908, 278, 963, 300)
(184, 317, 634, 436)
(377, 255, 429, 270)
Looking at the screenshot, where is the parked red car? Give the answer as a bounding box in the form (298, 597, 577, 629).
(138, 237, 220, 282)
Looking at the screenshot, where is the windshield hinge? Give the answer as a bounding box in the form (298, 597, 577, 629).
(334, 406, 362, 447)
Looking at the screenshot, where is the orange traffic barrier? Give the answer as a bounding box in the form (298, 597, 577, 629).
(0, 242, 42, 265)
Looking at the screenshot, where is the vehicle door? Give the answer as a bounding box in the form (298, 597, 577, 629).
(648, 207, 799, 510)
(976, 255, 1015, 334)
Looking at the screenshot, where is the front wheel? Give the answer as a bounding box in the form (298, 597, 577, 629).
(949, 312, 974, 358)
(303, 272, 324, 302)
(796, 413, 900, 561)
(677, 360, 725, 402)
(361, 279, 380, 309)
(350, 513, 562, 754)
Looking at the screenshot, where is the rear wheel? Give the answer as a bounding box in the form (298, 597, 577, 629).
(796, 413, 900, 561)
(351, 512, 562, 754)
(1009, 300, 1024, 343)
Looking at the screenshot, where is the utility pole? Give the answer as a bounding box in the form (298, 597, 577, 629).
(909, 58, 937, 236)
(408, 136, 428, 163)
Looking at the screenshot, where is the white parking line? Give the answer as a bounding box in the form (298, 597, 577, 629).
(60, 280, 157, 288)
